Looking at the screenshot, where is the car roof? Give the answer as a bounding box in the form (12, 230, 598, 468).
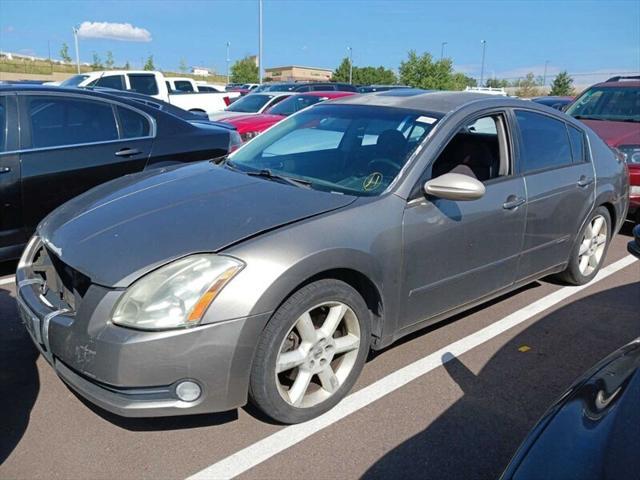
(292, 91, 355, 98)
(328, 89, 524, 114)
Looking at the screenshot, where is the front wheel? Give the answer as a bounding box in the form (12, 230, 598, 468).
(249, 279, 371, 424)
(558, 206, 611, 285)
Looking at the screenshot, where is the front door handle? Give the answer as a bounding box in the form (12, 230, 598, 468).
(577, 176, 594, 188)
(503, 196, 526, 210)
(115, 148, 142, 157)
(0, 167, 10, 174)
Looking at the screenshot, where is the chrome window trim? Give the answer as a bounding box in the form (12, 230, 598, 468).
(2, 90, 157, 156)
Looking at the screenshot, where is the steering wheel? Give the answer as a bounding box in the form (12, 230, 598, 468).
(368, 158, 402, 175)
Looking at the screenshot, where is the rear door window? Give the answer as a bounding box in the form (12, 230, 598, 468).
(28, 96, 118, 148)
(128, 74, 159, 95)
(515, 110, 572, 173)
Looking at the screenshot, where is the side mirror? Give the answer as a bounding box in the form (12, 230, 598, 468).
(424, 172, 486, 201)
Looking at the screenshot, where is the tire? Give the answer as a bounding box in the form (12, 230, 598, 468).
(249, 279, 371, 424)
(557, 206, 611, 285)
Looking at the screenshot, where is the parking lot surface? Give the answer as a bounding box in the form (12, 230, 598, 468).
(1, 225, 638, 480)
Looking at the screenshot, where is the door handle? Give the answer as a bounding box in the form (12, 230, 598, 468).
(0, 167, 10, 174)
(503, 196, 526, 210)
(577, 176, 594, 188)
(115, 148, 142, 157)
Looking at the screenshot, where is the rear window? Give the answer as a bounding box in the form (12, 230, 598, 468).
(128, 74, 159, 96)
(267, 94, 326, 116)
(173, 80, 194, 92)
(226, 94, 273, 113)
(515, 110, 572, 173)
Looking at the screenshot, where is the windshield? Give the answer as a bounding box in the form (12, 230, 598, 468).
(226, 94, 273, 113)
(266, 94, 327, 116)
(229, 104, 439, 196)
(566, 86, 639, 122)
(60, 74, 90, 87)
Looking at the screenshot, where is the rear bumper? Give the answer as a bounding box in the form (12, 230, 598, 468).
(16, 253, 270, 417)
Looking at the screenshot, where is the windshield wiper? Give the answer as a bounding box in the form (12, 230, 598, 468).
(246, 169, 312, 189)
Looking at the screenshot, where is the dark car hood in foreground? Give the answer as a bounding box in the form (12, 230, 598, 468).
(38, 162, 356, 288)
(502, 338, 640, 480)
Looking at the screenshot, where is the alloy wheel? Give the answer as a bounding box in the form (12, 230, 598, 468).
(578, 214, 607, 276)
(275, 301, 361, 408)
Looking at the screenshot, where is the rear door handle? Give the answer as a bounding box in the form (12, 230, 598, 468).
(577, 176, 594, 188)
(0, 167, 10, 174)
(503, 197, 526, 210)
(115, 148, 142, 157)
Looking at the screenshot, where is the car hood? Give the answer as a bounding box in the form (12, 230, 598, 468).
(580, 119, 640, 147)
(224, 114, 285, 133)
(38, 162, 356, 288)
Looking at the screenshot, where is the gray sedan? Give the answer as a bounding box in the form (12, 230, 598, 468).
(16, 91, 629, 424)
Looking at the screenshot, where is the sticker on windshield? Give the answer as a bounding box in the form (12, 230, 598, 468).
(363, 172, 383, 191)
(416, 115, 437, 124)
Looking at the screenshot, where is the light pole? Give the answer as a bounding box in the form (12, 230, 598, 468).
(258, 0, 263, 83)
(440, 41, 448, 60)
(72, 26, 80, 73)
(226, 41, 231, 85)
(347, 46, 353, 84)
(543, 59, 549, 88)
(479, 40, 487, 87)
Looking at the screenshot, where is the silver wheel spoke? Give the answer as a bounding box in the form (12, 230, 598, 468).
(320, 304, 347, 336)
(318, 367, 339, 394)
(276, 348, 306, 373)
(333, 334, 360, 355)
(288, 369, 313, 406)
(595, 233, 607, 246)
(592, 217, 604, 235)
(579, 255, 590, 272)
(578, 240, 590, 255)
(585, 224, 594, 240)
(589, 253, 599, 268)
(295, 312, 318, 343)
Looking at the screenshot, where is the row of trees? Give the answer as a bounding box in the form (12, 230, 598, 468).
(59, 43, 155, 71)
(487, 71, 575, 96)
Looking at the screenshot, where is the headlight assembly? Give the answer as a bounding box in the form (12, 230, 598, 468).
(112, 254, 244, 330)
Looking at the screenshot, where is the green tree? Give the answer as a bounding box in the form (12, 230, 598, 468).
(124, 60, 131, 70)
(514, 72, 541, 97)
(399, 50, 473, 90)
(179, 58, 188, 73)
(230, 56, 259, 83)
(143, 55, 155, 71)
(60, 43, 72, 63)
(549, 71, 574, 96)
(105, 51, 115, 69)
(332, 58, 352, 83)
(91, 52, 103, 70)
(485, 78, 509, 88)
(333, 58, 397, 85)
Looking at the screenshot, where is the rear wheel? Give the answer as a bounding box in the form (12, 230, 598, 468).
(558, 206, 611, 285)
(249, 279, 371, 424)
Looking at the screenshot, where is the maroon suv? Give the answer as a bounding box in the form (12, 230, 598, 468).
(566, 76, 640, 222)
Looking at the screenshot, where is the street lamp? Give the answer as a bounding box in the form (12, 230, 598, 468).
(72, 26, 80, 74)
(440, 41, 448, 60)
(543, 59, 549, 87)
(347, 46, 353, 84)
(479, 40, 487, 87)
(226, 41, 231, 85)
(258, 0, 263, 83)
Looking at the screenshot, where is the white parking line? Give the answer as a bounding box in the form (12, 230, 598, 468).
(186, 255, 638, 480)
(0, 276, 15, 286)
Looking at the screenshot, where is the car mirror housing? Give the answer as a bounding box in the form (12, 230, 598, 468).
(423, 172, 486, 201)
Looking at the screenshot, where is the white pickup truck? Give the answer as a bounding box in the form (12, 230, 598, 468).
(60, 70, 233, 118)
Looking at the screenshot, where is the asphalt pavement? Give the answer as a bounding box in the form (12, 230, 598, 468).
(1, 224, 638, 480)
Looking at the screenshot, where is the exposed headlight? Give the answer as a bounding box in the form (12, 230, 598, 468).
(618, 145, 640, 164)
(240, 131, 260, 142)
(112, 254, 244, 330)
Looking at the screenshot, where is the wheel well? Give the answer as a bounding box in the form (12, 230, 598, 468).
(601, 202, 616, 234)
(276, 269, 384, 341)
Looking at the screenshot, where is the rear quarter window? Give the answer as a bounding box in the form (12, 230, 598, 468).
(567, 125, 587, 163)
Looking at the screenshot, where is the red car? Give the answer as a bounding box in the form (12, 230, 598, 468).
(221, 91, 356, 142)
(566, 76, 640, 222)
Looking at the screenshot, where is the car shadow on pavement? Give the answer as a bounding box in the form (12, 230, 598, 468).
(361, 281, 640, 480)
(0, 286, 40, 464)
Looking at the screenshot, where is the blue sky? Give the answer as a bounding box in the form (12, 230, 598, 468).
(1, 0, 639, 85)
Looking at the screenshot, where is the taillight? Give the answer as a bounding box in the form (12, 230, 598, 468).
(223, 96, 231, 106)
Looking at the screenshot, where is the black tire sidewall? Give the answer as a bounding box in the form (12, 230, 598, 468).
(249, 279, 371, 424)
